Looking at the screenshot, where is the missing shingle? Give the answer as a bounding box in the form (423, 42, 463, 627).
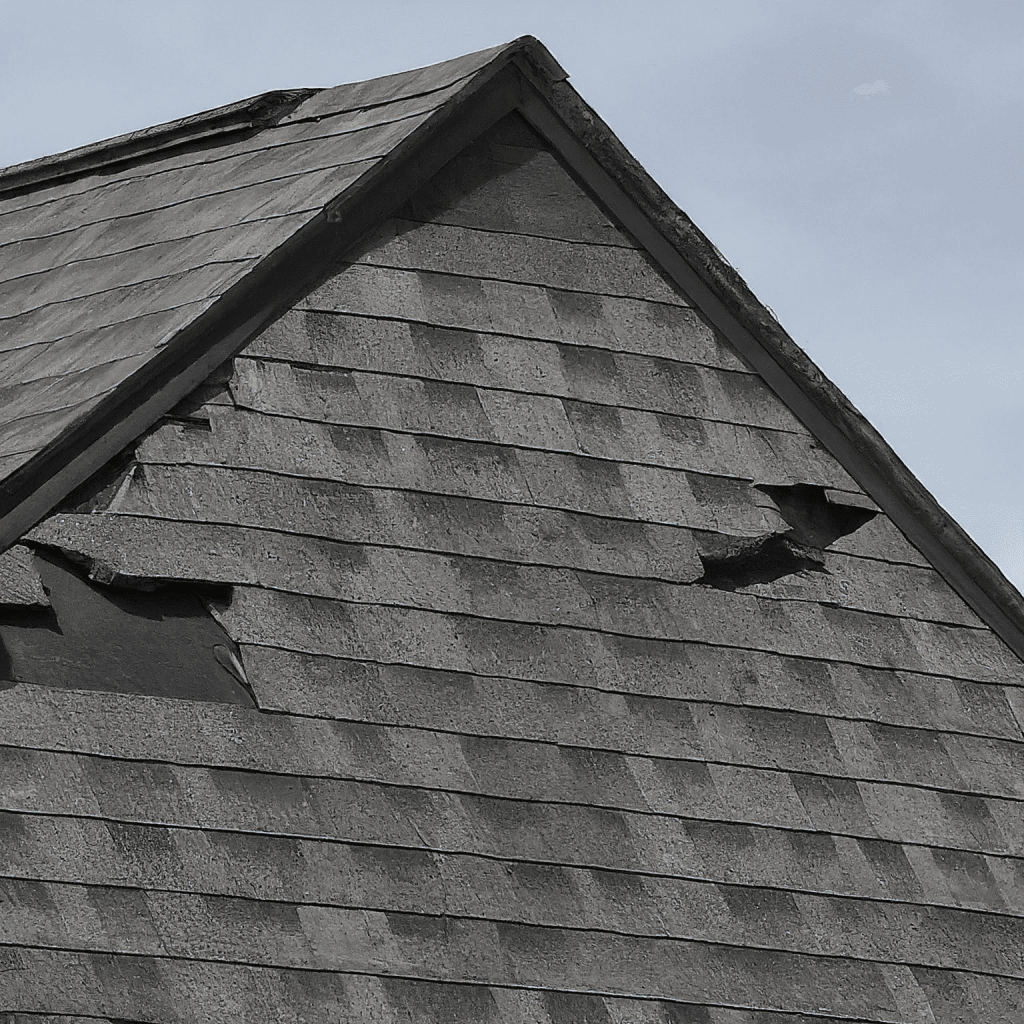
(160, 413, 214, 431)
(754, 483, 877, 548)
(56, 443, 139, 514)
(695, 533, 827, 591)
(695, 484, 877, 591)
(0, 549, 254, 706)
(166, 360, 237, 425)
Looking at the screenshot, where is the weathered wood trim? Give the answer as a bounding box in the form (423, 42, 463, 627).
(508, 51, 1024, 666)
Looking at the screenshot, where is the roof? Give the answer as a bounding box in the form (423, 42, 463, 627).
(4, 39, 1024, 1021)
(1, 34, 1024, 666)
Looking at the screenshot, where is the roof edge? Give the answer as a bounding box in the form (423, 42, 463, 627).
(0, 35, 565, 201)
(513, 60, 1024, 663)
(0, 89, 320, 198)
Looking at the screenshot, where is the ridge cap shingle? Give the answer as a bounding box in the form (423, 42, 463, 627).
(0, 89, 320, 198)
(280, 36, 565, 125)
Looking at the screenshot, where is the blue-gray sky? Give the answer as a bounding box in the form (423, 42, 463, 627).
(2, 1, 1022, 584)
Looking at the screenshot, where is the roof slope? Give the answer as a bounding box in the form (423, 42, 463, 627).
(7, 107, 1024, 1023)
(0, 39, 559, 527)
(1, 40, 1023, 658)
(4, 40, 1024, 1023)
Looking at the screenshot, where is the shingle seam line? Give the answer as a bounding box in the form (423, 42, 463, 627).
(2, 872, 1018, 980)
(6, 733, 1024, 816)
(130, 457, 935, 571)
(0, 943, 911, 1023)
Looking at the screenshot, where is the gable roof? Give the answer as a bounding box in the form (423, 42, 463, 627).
(2, 35, 1023, 663)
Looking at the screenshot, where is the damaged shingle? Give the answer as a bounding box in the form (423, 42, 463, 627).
(755, 483, 877, 548)
(0, 548, 254, 706)
(56, 443, 140, 515)
(695, 533, 827, 590)
(166, 359, 237, 425)
(0, 544, 49, 608)
(697, 483, 878, 591)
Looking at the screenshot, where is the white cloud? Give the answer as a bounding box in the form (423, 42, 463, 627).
(852, 79, 891, 97)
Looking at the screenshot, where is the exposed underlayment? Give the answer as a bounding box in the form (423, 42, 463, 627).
(0, 380, 253, 705)
(0, 548, 253, 705)
(695, 483, 877, 590)
(1, 41, 1023, 1024)
(695, 532, 827, 590)
(757, 481, 879, 547)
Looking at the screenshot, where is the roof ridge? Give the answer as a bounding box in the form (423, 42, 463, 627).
(0, 36, 566, 202)
(0, 89, 320, 199)
(275, 36, 566, 128)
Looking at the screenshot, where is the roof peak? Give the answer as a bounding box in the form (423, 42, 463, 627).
(0, 36, 566, 200)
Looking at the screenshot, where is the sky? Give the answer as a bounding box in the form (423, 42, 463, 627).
(1, 0, 1022, 584)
